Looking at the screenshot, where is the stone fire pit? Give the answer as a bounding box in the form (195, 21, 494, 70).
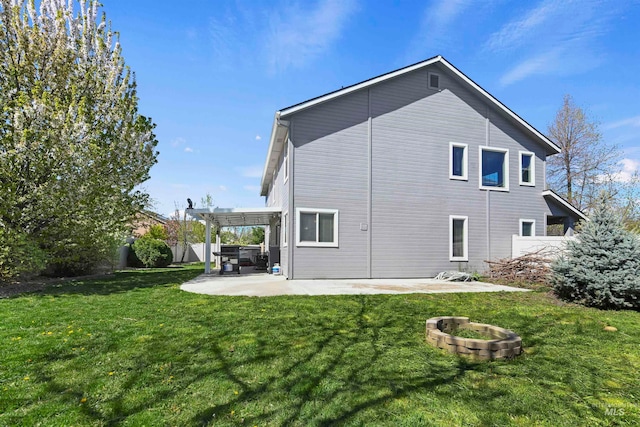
(426, 316, 522, 360)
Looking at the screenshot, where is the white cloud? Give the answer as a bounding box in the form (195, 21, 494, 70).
(184, 147, 194, 152)
(499, 48, 563, 87)
(265, 0, 358, 72)
(403, 0, 471, 60)
(237, 165, 264, 178)
(244, 185, 262, 193)
(218, 185, 228, 192)
(255, 134, 262, 141)
(490, 0, 622, 86)
(610, 158, 640, 183)
(484, 0, 561, 52)
(171, 137, 186, 147)
(604, 115, 640, 130)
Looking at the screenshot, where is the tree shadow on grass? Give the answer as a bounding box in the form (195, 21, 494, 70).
(189, 295, 497, 426)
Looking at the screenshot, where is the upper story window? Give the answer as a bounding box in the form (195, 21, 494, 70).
(428, 72, 440, 90)
(296, 208, 339, 247)
(519, 151, 535, 186)
(479, 146, 509, 191)
(449, 142, 468, 180)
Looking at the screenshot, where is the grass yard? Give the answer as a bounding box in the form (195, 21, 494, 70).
(1, 264, 639, 426)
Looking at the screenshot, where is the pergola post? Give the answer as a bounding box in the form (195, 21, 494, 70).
(215, 230, 221, 269)
(204, 216, 212, 274)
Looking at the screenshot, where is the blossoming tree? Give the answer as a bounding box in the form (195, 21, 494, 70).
(0, 0, 158, 277)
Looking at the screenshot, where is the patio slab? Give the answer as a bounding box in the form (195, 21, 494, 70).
(180, 272, 529, 297)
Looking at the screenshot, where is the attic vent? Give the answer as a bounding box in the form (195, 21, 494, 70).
(428, 72, 440, 90)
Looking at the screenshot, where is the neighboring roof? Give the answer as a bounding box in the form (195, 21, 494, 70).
(542, 190, 588, 221)
(187, 207, 281, 227)
(138, 210, 168, 224)
(260, 55, 561, 195)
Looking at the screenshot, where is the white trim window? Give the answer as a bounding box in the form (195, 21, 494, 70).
(449, 142, 468, 180)
(296, 208, 339, 247)
(449, 215, 468, 261)
(520, 219, 536, 237)
(283, 141, 289, 183)
(479, 146, 509, 191)
(282, 212, 288, 246)
(519, 151, 535, 186)
(428, 72, 440, 90)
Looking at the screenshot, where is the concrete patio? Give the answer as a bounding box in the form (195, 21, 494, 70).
(180, 270, 529, 297)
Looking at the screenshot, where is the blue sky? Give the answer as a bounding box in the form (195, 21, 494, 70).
(104, 0, 640, 217)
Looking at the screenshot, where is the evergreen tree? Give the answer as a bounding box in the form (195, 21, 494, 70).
(552, 198, 640, 310)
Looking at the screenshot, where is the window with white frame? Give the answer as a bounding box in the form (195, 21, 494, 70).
(428, 72, 440, 90)
(282, 212, 288, 246)
(449, 215, 468, 261)
(283, 142, 289, 182)
(520, 219, 535, 237)
(519, 151, 535, 186)
(449, 142, 468, 180)
(296, 208, 338, 247)
(479, 146, 509, 190)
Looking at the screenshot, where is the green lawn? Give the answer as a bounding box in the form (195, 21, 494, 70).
(1, 264, 638, 426)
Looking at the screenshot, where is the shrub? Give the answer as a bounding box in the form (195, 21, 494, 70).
(552, 200, 640, 310)
(129, 237, 173, 268)
(44, 233, 122, 277)
(0, 226, 47, 282)
(145, 224, 169, 241)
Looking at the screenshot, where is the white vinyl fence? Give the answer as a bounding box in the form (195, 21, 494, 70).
(170, 243, 208, 263)
(511, 235, 577, 259)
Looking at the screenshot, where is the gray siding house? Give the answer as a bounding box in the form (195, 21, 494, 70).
(261, 55, 585, 279)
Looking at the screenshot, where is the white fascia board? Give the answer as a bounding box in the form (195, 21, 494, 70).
(260, 112, 288, 196)
(542, 190, 588, 221)
(279, 56, 443, 118)
(437, 57, 560, 155)
(277, 55, 559, 155)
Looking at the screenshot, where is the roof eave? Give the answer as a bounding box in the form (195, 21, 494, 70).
(260, 112, 287, 196)
(435, 57, 561, 155)
(542, 190, 588, 221)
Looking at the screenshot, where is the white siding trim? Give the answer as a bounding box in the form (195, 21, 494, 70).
(519, 219, 536, 237)
(479, 146, 509, 192)
(282, 212, 288, 246)
(283, 141, 289, 183)
(295, 208, 339, 247)
(518, 150, 535, 186)
(449, 215, 469, 261)
(449, 142, 468, 180)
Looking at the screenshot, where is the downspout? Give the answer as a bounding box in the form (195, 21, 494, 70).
(288, 134, 294, 279)
(485, 109, 491, 261)
(367, 88, 372, 278)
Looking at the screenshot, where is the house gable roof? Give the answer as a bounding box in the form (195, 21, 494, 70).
(542, 189, 588, 221)
(260, 55, 560, 196)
